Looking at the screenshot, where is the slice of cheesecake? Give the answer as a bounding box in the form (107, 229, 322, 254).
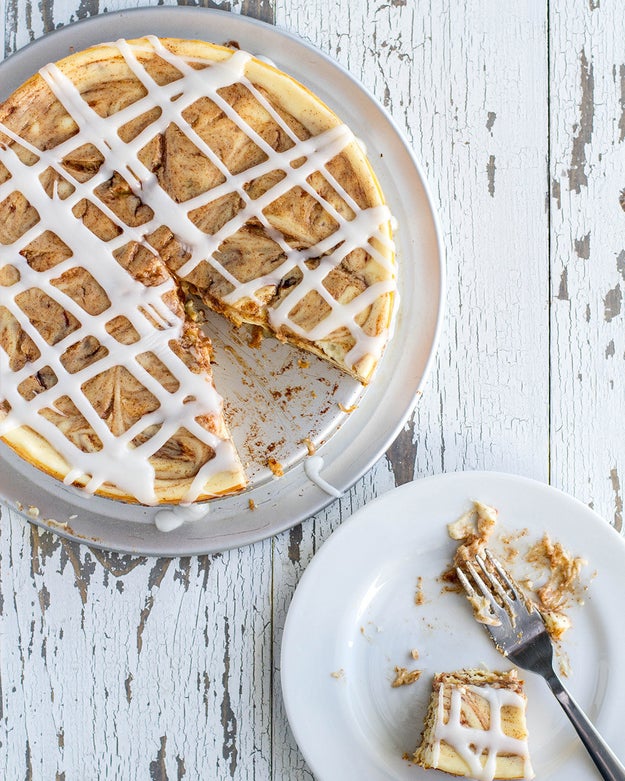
(415, 668, 534, 780)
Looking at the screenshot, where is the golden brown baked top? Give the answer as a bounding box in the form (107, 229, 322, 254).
(0, 37, 395, 505)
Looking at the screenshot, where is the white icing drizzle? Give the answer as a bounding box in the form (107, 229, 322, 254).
(0, 37, 395, 506)
(154, 503, 207, 532)
(304, 455, 342, 498)
(432, 684, 534, 781)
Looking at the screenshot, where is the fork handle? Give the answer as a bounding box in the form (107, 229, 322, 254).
(546, 671, 625, 781)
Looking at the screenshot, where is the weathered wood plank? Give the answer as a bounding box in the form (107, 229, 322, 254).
(2, 0, 273, 57)
(7, 0, 615, 779)
(1, 506, 274, 780)
(1, 3, 279, 778)
(271, 1, 549, 777)
(272, 460, 396, 780)
(549, 0, 625, 531)
(276, 0, 550, 483)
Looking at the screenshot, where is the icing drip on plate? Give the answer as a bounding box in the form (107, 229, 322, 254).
(304, 455, 342, 498)
(0, 37, 395, 506)
(154, 503, 207, 533)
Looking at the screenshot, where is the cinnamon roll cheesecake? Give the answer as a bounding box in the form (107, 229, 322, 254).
(0, 37, 395, 505)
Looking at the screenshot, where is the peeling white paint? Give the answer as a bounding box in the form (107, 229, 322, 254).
(1, 2, 624, 780)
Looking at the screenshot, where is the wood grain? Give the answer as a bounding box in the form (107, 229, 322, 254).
(1, 1, 624, 779)
(550, 0, 625, 530)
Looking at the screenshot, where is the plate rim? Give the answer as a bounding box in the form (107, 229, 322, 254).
(280, 470, 625, 780)
(0, 6, 446, 555)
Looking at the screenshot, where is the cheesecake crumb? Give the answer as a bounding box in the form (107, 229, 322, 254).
(267, 457, 284, 477)
(525, 533, 587, 640)
(448, 503, 588, 643)
(302, 437, 316, 456)
(415, 576, 425, 605)
(330, 668, 345, 680)
(248, 325, 263, 349)
(391, 666, 422, 687)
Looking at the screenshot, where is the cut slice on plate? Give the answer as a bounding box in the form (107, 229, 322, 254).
(415, 668, 534, 780)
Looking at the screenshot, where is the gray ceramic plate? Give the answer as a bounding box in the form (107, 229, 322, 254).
(0, 7, 445, 555)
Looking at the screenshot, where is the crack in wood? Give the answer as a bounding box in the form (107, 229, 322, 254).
(610, 468, 623, 532)
(89, 548, 147, 578)
(59, 542, 96, 607)
(287, 523, 303, 562)
(148, 558, 173, 590)
(605, 339, 615, 358)
(74, 0, 99, 20)
(486, 154, 496, 197)
(38, 584, 50, 616)
(220, 617, 238, 776)
(387, 417, 417, 486)
(241, 0, 275, 24)
(173, 557, 192, 591)
(136, 595, 155, 655)
(574, 232, 590, 259)
(180, 0, 233, 11)
(199, 669, 211, 716)
(603, 283, 622, 322)
(197, 554, 213, 590)
(551, 178, 562, 210)
(25, 739, 33, 781)
(149, 735, 169, 781)
(124, 672, 133, 704)
(30, 525, 62, 579)
(568, 49, 594, 193)
(619, 64, 625, 143)
(30, 526, 95, 606)
(556, 267, 569, 301)
(135, 553, 172, 655)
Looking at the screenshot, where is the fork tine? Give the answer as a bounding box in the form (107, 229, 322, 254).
(456, 562, 507, 629)
(455, 566, 477, 599)
(484, 548, 533, 613)
(475, 554, 514, 607)
(464, 559, 493, 602)
(464, 560, 507, 623)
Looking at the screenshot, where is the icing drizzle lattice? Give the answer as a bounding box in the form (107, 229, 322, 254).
(0, 37, 395, 505)
(432, 684, 534, 781)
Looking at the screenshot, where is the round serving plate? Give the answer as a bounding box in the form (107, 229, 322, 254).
(281, 472, 625, 780)
(0, 7, 445, 555)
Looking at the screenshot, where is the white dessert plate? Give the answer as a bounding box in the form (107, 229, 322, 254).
(0, 8, 444, 555)
(281, 471, 625, 780)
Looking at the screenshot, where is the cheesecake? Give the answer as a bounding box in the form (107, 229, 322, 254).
(0, 36, 395, 505)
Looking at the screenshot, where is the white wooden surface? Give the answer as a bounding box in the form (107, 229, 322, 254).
(1, 1, 623, 779)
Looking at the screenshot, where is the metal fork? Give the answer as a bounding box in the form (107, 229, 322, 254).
(456, 548, 625, 781)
